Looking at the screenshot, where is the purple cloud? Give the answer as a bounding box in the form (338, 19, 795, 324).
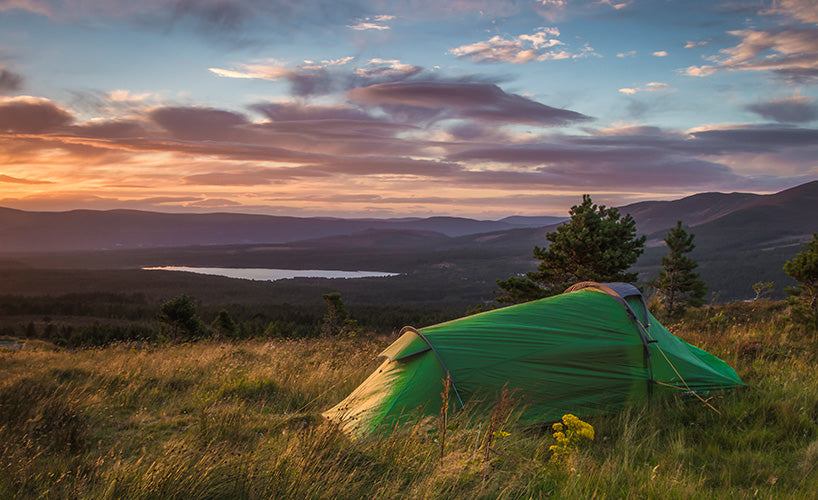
(250, 101, 379, 122)
(691, 126, 818, 149)
(70, 120, 148, 139)
(0, 97, 72, 133)
(0, 68, 23, 94)
(149, 106, 249, 140)
(746, 96, 818, 123)
(348, 81, 592, 126)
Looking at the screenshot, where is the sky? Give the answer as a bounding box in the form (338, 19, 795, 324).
(0, 0, 817, 219)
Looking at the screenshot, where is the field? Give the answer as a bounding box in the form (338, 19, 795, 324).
(1, 301, 817, 499)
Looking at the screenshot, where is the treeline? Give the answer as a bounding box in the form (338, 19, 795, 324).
(0, 292, 464, 348)
(0, 292, 153, 320)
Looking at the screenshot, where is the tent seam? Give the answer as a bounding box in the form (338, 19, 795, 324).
(400, 326, 466, 409)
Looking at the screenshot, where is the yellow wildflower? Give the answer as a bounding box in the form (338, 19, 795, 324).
(548, 413, 595, 467)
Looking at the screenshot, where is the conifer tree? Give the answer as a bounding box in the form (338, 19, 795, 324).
(158, 294, 202, 341)
(321, 292, 363, 338)
(211, 309, 237, 339)
(648, 221, 707, 317)
(783, 233, 818, 329)
(496, 195, 646, 303)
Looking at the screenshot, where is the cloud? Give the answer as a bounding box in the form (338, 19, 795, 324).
(70, 120, 148, 139)
(0, 95, 72, 133)
(352, 58, 422, 79)
(597, 0, 633, 10)
(347, 14, 394, 31)
(182, 170, 310, 186)
(447, 151, 740, 190)
(149, 106, 249, 140)
(746, 95, 818, 123)
(0, 68, 23, 94)
(184, 197, 243, 208)
(250, 101, 379, 123)
(533, 0, 567, 21)
(684, 41, 708, 49)
(617, 51, 636, 58)
(448, 27, 595, 64)
(348, 81, 592, 126)
(761, 0, 818, 25)
(652, 50, 668, 57)
(208, 59, 293, 80)
(685, 28, 818, 80)
(618, 82, 670, 94)
(210, 57, 422, 97)
(0, 0, 51, 16)
(0, 174, 53, 184)
(181, 156, 463, 186)
(690, 124, 818, 150)
(107, 89, 153, 103)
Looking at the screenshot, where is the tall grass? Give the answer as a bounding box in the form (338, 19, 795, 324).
(1, 302, 816, 498)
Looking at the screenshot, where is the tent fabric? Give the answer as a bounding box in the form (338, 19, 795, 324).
(323, 282, 744, 437)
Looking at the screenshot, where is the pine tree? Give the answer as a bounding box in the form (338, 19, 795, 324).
(321, 292, 362, 338)
(648, 221, 707, 317)
(158, 294, 202, 341)
(210, 309, 237, 339)
(496, 194, 646, 303)
(783, 233, 818, 329)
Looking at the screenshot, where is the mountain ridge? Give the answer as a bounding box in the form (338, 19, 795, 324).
(0, 181, 815, 253)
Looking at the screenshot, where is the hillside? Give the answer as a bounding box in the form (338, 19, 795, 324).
(0, 182, 814, 255)
(683, 181, 818, 251)
(619, 192, 761, 235)
(0, 209, 532, 252)
(1, 304, 816, 498)
(0, 181, 814, 304)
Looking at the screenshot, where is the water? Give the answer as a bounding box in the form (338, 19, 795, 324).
(142, 266, 399, 281)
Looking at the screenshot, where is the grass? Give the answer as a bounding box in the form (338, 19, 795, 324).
(1, 301, 817, 499)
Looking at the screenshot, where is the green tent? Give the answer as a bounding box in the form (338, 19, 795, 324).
(324, 282, 743, 437)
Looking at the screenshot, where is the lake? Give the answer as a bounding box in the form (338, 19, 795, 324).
(142, 266, 399, 281)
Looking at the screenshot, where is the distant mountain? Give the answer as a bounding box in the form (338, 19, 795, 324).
(680, 181, 818, 252)
(0, 209, 521, 252)
(617, 181, 817, 252)
(0, 181, 815, 256)
(619, 192, 761, 235)
(498, 215, 568, 227)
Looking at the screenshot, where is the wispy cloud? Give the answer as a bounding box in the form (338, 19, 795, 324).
(352, 59, 421, 78)
(533, 0, 568, 21)
(208, 59, 293, 81)
(597, 0, 633, 10)
(685, 28, 818, 79)
(0, 0, 51, 17)
(0, 174, 53, 184)
(209, 57, 423, 97)
(448, 28, 594, 64)
(107, 89, 152, 103)
(347, 14, 395, 31)
(617, 50, 637, 58)
(652, 50, 668, 57)
(618, 82, 670, 95)
(761, 0, 818, 25)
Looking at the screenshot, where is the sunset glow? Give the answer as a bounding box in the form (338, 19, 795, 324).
(1, 0, 816, 218)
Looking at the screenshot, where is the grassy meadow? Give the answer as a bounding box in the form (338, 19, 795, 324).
(1, 301, 817, 499)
